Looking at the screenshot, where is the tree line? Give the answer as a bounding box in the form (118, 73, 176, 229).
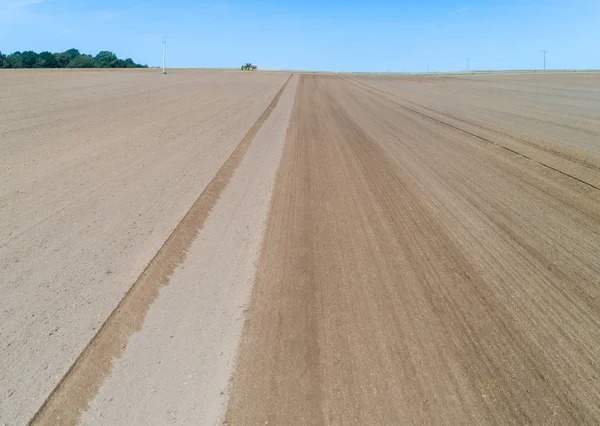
(0, 49, 148, 69)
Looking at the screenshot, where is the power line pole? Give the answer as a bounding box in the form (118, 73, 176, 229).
(162, 37, 167, 75)
(541, 50, 548, 71)
(466, 57, 471, 72)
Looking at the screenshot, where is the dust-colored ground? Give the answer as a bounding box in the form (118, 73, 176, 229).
(77, 74, 299, 426)
(2, 71, 600, 425)
(0, 69, 288, 424)
(226, 74, 600, 425)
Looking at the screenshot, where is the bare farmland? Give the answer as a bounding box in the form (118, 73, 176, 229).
(1, 70, 600, 425)
(227, 73, 600, 425)
(0, 69, 290, 424)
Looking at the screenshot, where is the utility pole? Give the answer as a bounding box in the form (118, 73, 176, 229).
(428, 63, 430, 74)
(162, 37, 167, 74)
(466, 57, 471, 72)
(541, 50, 548, 71)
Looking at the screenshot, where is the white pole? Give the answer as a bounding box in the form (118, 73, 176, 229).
(162, 37, 166, 74)
(541, 50, 548, 71)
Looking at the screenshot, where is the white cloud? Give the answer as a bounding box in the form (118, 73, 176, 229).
(0, 0, 45, 24)
(94, 3, 146, 22)
(212, 2, 230, 12)
(0, 0, 46, 9)
(97, 11, 120, 21)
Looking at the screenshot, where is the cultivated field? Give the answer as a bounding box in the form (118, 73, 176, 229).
(1, 70, 600, 425)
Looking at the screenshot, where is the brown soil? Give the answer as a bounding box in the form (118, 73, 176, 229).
(226, 74, 600, 425)
(29, 75, 293, 426)
(0, 70, 288, 424)
(2, 70, 600, 425)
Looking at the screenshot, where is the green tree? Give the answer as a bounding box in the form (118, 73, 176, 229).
(2, 48, 146, 69)
(95, 50, 117, 68)
(6, 52, 24, 68)
(64, 48, 81, 61)
(67, 54, 96, 68)
(111, 58, 125, 68)
(34, 51, 59, 68)
(54, 52, 70, 68)
(20, 50, 39, 68)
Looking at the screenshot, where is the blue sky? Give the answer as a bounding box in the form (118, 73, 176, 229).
(1, 0, 600, 72)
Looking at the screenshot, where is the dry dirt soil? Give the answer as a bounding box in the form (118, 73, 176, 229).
(1, 70, 600, 425)
(0, 69, 290, 424)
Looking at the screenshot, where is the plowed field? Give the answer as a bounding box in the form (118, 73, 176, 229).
(1, 70, 599, 425)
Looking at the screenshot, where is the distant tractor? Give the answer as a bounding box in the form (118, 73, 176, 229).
(241, 63, 257, 71)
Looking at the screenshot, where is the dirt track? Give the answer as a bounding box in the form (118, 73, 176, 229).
(226, 74, 600, 424)
(0, 70, 288, 424)
(2, 71, 600, 425)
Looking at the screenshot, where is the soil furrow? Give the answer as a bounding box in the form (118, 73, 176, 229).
(226, 74, 600, 425)
(28, 75, 292, 426)
(345, 77, 600, 190)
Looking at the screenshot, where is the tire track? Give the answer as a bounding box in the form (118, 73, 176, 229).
(394, 92, 600, 173)
(226, 74, 600, 425)
(343, 77, 600, 191)
(29, 74, 292, 426)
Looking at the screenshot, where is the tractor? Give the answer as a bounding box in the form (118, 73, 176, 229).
(241, 63, 257, 71)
